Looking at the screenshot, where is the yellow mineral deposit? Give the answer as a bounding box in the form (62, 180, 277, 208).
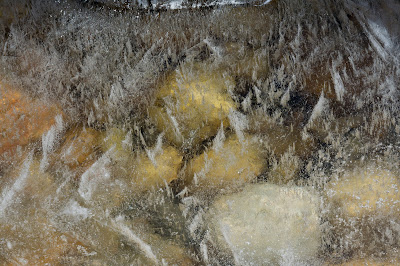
(326, 167, 400, 217)
(187, 134, 265, 189)
(132, 146, 183, 191)
(149, 62, 237, 148)
(0, 81, 63, 156)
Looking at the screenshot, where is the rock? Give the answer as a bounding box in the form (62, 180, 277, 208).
(141, 231, 196, 265)
(0, 0, 30, 29)
(206, 183, 321, 265)
(325, 167, 400, 217)
(102, 127, 183, 191)
(131, 146, 183, 191)
(0, 82, 63, 162)
(0, 157, 57, 216)
(101, 127, 132, 157)
(59, 126, 102, 169)
(78, 131, 182, 210)
(0, 222, 98, 265)
(324, 165, 400, 258)
(187, 133, 266, 189)
(149, 62, 237, 148)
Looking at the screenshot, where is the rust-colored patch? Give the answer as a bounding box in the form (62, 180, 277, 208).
(0, 81, 62, 155)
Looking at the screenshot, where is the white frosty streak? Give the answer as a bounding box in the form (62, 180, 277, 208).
(111, 220, 160, 265)
(40, 114, 64, 171)
(308, 92, 327, 125)
(62, 200, 91, 220)
(332, 69, 345, 102)
(78, 148, 113, 202)
(220, 222, 241, 265)
(369, 20, 393, 50)
(228, 109, 248, 144)
(0, 154, 32, 216)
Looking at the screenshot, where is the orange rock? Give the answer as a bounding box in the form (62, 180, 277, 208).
(0, 81, 62, 155)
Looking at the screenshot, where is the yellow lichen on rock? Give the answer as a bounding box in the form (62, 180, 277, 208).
(149, 63, 237, 148)
(326, 168, 400, 217)
(187, 134, 265, 189)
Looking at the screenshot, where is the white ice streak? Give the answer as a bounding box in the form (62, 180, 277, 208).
(109, 81, 126, 105)
(220, 222, 241, 265)
(40, 114, 64, 171)
(212, 123, 225, 153)
(308, 92, 328, 126)
(110, 220, 160, 265)
(166, 107, 183, 143)
(159, 0, 273, 10)
(331, 68, 345, 102)
(62, 199, 91, 220)
(0, 153, 32, 216)
(368, 20, 394, 51)
(228, 109, 248, 144)
(78, 148, 114, 202)
(145, 133, 164, 167)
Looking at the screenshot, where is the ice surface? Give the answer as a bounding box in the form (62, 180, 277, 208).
(1, 0, 400, 264)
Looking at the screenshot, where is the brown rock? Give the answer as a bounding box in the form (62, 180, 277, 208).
(248, 111, 316, 158)
(324, 165, 400, 258)
(223, 43, 269, 82)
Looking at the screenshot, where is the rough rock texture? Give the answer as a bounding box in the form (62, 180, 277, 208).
(207, 183, 321, 265)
